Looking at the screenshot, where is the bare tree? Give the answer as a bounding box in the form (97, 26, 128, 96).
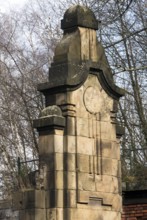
(0, 0, 146, 197)
(0, 6, 58, 197)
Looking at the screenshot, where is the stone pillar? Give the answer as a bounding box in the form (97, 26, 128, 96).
(13, 5, 125, 220)
(33, 105, 65, 220)
(13, 106, 65, 220)
(36, 5, 125, 220)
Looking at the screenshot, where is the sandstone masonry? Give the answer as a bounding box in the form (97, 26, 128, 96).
(13, 5, 125, 220)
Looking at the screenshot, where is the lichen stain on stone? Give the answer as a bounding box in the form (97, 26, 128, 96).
(40, 105, 62, 118)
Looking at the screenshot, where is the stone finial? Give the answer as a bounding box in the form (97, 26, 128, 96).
(33, 105, 65, 130)
(39, 105, 62, 118)
(61, 5, 98, 31)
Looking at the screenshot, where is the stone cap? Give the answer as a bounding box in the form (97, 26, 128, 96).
(37, 6, 125, 101)
(61, 5, 98, 30)
(33, 116, 65, 131)
(33, 105, 65, 131)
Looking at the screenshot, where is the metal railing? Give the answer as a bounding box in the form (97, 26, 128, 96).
(17, 157, 39, 175)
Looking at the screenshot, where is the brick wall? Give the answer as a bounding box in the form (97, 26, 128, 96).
(122, 190, 147, 220)
(122, 204, 147, 220)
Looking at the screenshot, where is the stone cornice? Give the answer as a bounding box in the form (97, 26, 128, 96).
(38, 61, 125, 100)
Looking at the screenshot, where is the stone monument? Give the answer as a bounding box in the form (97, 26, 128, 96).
(13, 5, 125, 220)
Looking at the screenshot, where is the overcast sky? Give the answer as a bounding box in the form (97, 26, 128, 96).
(0, 0, 27, 12)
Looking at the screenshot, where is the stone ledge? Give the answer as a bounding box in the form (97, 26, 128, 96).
(33, 116, 65, 131)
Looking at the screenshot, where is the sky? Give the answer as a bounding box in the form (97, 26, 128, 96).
(0, 0, 27, 12)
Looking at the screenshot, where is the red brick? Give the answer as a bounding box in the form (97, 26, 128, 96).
(136, 211, 143, 214)
(135, 214, 143, 217)
(122, 203, 147, 220)
(127, 217, 136, 220)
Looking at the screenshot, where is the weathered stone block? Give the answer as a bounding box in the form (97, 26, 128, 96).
(46, 190, 76, 208)
(39, 154, 54, 171)
(46, 190, 56, 208)
(55, 153, 64, 171)
(47, 208, 64, 220)
(80, 28, 98, 62)
(100, 122, 116, 140)
(54, 92, 74, 107)
(57, 190, 64, 207)
(18, 190, 46, 210)
(19, 210, 26, 220)
(77, 191, 122, 212)
(35, 190, 46, 209)
(12, 191, 23, 210)
(64, 116, 75, 135)
(39, 134, 54, 155)
(100, 110, 112, 122)
(23, 191, 35, 209)
(53, 129, 64, 135)
(77, 154, 89, 173)
(77, 190, 89, 203)
(55, 171, 64, 189)
(78, 173, 95, 191)
(54, 135, 64, 153)
(56, 93, 67, 105)
(101, 140, 112, 158)
(95, 175, 119, 194)
(77, 137, 94, 155)
(46, 171, 63, 189)
(76, 116, 98, 138)
(47, 208, 56, 220)
(76, 117, 89, 137)
(111, 141, 120, 159)
(102, 158, 112, 175)
(64, 190, 76, 208)
(64, 153, 76, 171)
(93, 156, 101, 174)
(64, 171, 76, 190)
(77, 155, 98, 174)
(19, 208, 46, 220)
(102, 193, 122, 212)
(112, 159, 121, 177)
(40, 153, 63, 172)
(56, 208, 64, 220)
(69, 208, 121, 220)
(39, 134, 63, 155)
(63, 136, 76, 153)
(48, 190, 64, 208)
(93, 121, 101, 138)
(35, 209, 46, 220)
(73, 88, 87, 116)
